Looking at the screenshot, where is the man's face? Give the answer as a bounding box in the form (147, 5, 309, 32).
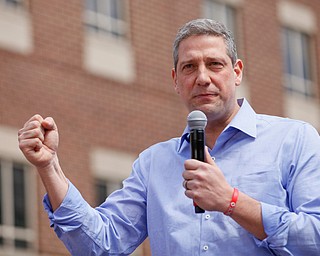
(172, 35, 243, 123)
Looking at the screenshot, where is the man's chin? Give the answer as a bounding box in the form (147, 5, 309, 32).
(190, 102, 221, 114)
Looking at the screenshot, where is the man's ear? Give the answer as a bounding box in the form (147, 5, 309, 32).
(234, 59, 243, 86)
(171, 68, 180, 94)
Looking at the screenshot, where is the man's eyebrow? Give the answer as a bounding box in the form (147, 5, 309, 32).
(179, 59, 194, 66)
(178, 54, 229, 67)
(206, 56, 227, 63)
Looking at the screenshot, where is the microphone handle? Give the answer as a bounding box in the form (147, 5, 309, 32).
(190, 129, 205, 213)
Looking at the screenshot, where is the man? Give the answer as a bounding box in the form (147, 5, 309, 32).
(18, 19, 320, 255)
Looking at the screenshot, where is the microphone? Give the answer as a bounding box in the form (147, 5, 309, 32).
(187, 110, 207, 214)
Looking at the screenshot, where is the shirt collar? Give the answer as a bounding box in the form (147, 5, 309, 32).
(227, 98, 257, 138)
(178, 98, 257, 152)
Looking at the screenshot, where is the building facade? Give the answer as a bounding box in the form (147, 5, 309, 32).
(0, 0, 319, 255)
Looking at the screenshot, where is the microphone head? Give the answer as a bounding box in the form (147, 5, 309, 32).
(187, 110, 207, 130)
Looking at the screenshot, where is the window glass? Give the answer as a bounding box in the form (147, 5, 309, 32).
(95, 179, 108, 205)
(202, 0, 236, 36)
(0, 159, 35, 252)
(95, 178, 122, 206)
(13, 163, 26, 228)
(5, 0, 22, 6)
(84, 0, 127, 38)
(282, 27, 313, 96)
(0, 0, 24, 8)
(15, 239, 28, 249)
(85, 0, 97, 12)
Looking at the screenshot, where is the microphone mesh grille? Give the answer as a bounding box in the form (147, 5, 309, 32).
(187, 110, 207, 130)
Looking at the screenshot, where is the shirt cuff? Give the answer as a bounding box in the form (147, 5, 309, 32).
(254, 202, 291, 249)
(43, 181, 89, 231)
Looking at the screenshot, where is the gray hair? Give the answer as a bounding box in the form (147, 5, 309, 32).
(173, 18, 237, 70)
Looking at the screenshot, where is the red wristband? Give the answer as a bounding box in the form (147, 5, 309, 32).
(224, 188, 239, 216)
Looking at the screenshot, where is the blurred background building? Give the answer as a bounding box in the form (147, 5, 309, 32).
(0, 0, 319, 255)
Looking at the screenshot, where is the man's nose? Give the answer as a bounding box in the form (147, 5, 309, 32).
(196, 66, 211, 86)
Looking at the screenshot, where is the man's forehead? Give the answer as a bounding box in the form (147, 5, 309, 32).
(178, 35, 228, 61)
(179, 35, 226, 52)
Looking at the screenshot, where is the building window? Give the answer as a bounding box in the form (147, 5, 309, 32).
(277, 1, 319, 129)
(0, 0, 33, 54)
(0, 159, 36, 253)
(0, 0, 26, 8)
(95, 179, 122, 205)
(282, 27, 313, 97)
(202, 0, 236, 36)
(83, 0, 134, 83)
(84, 0, 127, 38)
(0, 0, 24, 8)
(90, 148, 135, 205)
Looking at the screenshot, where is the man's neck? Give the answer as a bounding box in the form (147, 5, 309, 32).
(205, 104, 240, 149)
(205, 125, 225, 149)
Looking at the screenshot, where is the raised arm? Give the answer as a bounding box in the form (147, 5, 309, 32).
(18, 114, 68, 210)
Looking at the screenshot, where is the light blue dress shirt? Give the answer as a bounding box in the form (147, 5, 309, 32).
(44, 99, 320, 255)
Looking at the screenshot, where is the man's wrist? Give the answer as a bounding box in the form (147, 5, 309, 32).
(224, 188, 239, 216)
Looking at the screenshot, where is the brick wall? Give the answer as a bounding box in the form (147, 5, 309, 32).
(0, 0, 319, 255)
(242, 0, 284, 115)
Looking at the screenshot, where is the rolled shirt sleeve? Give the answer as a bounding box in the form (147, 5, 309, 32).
(254, 123, 320, 255)
(43, 172, 148, 255)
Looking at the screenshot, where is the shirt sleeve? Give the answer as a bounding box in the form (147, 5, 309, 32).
(255, 123, 320, 255)
(43, 158, 148, 255)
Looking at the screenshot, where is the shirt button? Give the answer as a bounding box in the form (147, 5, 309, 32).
(203, 245, 209, 251)
(205, 214, 210, 220)
(211, 156, 216, 161)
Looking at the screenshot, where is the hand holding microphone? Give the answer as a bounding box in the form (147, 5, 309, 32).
(183, 111, 234, 214)
(186, 110, 207, 213)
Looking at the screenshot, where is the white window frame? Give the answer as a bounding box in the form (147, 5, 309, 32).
(0, 126, 38, 256)
(0, 0, 33, 54)
(95, 178, 123, 205)
(90, 148, 135, 184)
(202, 0, 237, 36)
(83, 0, 135, 83)
(90, 148, 135, 205)
(282, 27, 313, 97)
(84, 0, 127, 39)
(277, 0, 320, 130)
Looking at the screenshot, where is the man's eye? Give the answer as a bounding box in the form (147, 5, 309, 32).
(183, 64, 194, 70)
(209, 62, 223, 67)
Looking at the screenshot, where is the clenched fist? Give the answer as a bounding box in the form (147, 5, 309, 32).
(18, 114, 59, 169)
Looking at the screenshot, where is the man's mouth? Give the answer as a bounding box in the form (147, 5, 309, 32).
(193, 92, 219, 99)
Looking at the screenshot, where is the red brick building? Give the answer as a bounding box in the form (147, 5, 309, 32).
(0, 0, 319, 255)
